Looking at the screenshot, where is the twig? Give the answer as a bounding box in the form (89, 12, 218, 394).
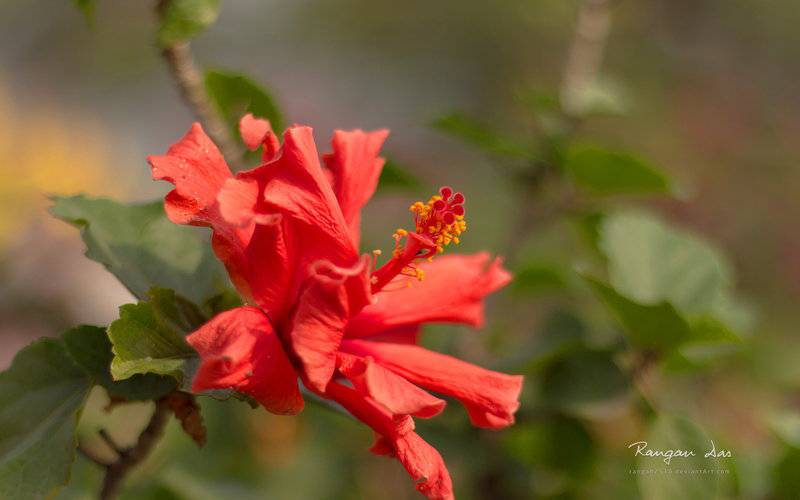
(156, 1, 244, 170)
(505, 0, 615, 261)
(99, 399, 171, 500)
(560, 0, 613, 116)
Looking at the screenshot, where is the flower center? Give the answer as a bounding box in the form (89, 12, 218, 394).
(371, 186, 467, 293)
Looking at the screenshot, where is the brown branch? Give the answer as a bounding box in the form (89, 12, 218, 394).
(99, 399, 171, 500)
(560, 0, 613, 116)
(157, 1, 244, 170)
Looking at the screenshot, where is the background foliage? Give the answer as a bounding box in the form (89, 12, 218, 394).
(1, 0, 799, 498)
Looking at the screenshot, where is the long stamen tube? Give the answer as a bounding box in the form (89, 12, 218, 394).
(370, 186, 467, 293)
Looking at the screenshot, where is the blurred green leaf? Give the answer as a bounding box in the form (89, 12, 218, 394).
(541, 347, 631, 414)
(771, 448, 800, 500)
(524, 309, 586, 371)
(157, 0, 221, 47)
(586, 211, 747, 354)
(516, 88, 571, 138)
(503, 415, 595, 481)
(563, 78, 630, 118)
(574, 211, 606, 255)
(108, 288, 202, 384)
(637, 415, 727, 500)
(71, 0, 95, 25)
(512, 261, 568, 296)
(377, 158, 422, 191)
(51, 196, 228, 304)
(768, 413, 800, 449)
(584, 276, 692, 351)
(432, 112, 534, 158)
(62, 325, 176, 400)
(0, 339, 92, 498)
(205, 69, 285, 141)
(601, 212, 730, 313)
(203, 289, 244, 316)
(565, 147, 671, 196)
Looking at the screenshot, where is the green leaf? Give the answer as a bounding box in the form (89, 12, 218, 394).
(203, 289, 244, 316)
(523, 309, 586, 372)
(205, 69, 285, 141)
(586, 211, 748, 354)
(62, 325, 176, 400)
(637, 415, 729, 500)
(503, 415, 595, 480)
(540, 347, 631, 415)
(431, 112, 534, 159)
(377, 158, 422, 191)
(0, 339, 92, 498)
(772, 448, 800, 499)
(564, 147, 670, 196)
(769, 413, 800, 450)
(72, 0, 95, 25)
(600, 211, 730, 314)
(584, 276, 692, 351)
(108, 289, 202, 384)
(50, 196, 227, 304)
(157, 0, 221, 47)
(563, 78, 630, 118)
(512, 260, 568, 296)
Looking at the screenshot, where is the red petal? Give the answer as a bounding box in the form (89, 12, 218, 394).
(215, 177, 294, 317)
(150, 125, 363, 330)
(239, 113, 271, 150)
(348, 252, 511, 338)
(389, 432, 455, 500)
(341, 340, 523, 429)
(261, 126, 357, 262)
(239, 113, 280, 161)
(287, 257, 372, 392)
(187, 306, 304, 415)
(337, 352, 445, 418)
(324, 382, 454, 500)
(368, 325, 420, 344)
(147, 123, 232, 226)
(323, 129, 389, 247)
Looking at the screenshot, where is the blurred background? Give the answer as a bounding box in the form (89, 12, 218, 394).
(1, 0, 799, 498)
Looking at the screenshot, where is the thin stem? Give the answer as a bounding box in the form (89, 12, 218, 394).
(560, 0, 613, 116)
(99, 399, 171, 500)
(157, 1, 244, 170)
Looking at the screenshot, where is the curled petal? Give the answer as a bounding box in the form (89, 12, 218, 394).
(287, 256, 372, 391)
(323, 129, 389, 247)
(147, 123, 232, 226)
(341, 340, 523, 429)
(239, 113, 280, 161)
(261, 126, 357, 264)
(187, 306, 304, 415)
(349, 252, 512, 338)
(384, 432, 455, 500)
(337, 352, 445, 418)
(324, 382, 454, 500)
(213, 177, 293, 316)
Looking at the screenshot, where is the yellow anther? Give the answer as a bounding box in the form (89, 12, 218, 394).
(372, 249, 382, 256)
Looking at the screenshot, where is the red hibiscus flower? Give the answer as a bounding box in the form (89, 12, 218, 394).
(148, 115, 523, 500)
